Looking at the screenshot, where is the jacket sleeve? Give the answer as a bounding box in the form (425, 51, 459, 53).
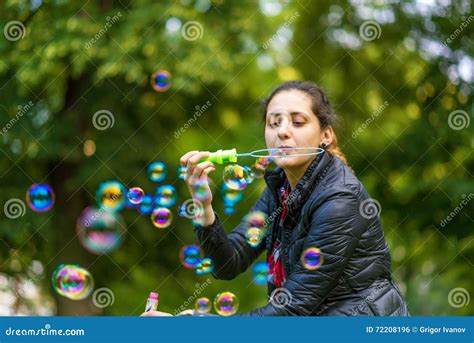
(193, 187, 272, 280)
(240, 186, 366, 316)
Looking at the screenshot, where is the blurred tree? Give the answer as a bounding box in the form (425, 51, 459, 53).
(0, 0, 472, 316)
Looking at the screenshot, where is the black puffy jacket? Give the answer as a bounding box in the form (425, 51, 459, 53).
(194, 151, 409, 316)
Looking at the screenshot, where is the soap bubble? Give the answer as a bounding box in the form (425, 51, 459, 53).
(147, 162, 166, 182)
(177, 166, 188, 180)
(150, 70, 171, 92)
(214, 292, 239, 316)
(155, 185, 177, 207)
(224, 203, 236, 215)
(137, 195, 155, 215)
(195, 297, 211, 313)
(245, 227, 265, 248)
(127, 187, 144, 205)
(245, 211, 267, 229)
(179, 244, 202, 269)
(51, 264, 94, 300)
(96, 180, 126, 212)
(223, 164, 249, 190)
(151, 207, 172, 229)
(251, 157, 271, 179)
(220, 183, 243, 205)
(252, 262, 269, 285)
(76, 206, 126, 255)
(301, 247, 323, 270)
(195, 257, 214, 275)
(242, 166, 255, 185)
(26, 183, 55, 212)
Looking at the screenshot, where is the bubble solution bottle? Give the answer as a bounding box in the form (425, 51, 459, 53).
(145, 292, 159, 312)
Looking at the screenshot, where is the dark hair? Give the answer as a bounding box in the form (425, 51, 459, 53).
(261, 80, 349, 166)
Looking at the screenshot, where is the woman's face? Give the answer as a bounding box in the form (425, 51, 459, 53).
(264, 89, 325, 170)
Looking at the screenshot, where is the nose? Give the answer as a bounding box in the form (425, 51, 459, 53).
(277, 117, 292, 140)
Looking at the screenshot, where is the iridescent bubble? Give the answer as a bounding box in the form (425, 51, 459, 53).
(195, 257, 214, 275)
(127, 187, 144, 205)
(252, 262, 269, 285)
(251, 157, 271, 179)
(51, 264, 94, 300)
(147, 162, 167, 182)
(76, 206, 126, 255)
(242, 166, 255, 185)
(137, 194, 155, 215)
(223, 164, 248, 190)
(195, 297, 211, 313)
(245, 211, 267, 229)
(26, 183, 55, 212)
(214, 292, 239, 316)
(179, 244, 202, 269)
(223, 203, 236, 215)
(177, 166, 188, 180)
(220, 183, 243, 205)
(256, 157, 271, 167)
(96, 180, 126, 212)
(151, 207, 172, 229)
(251, 163, 266, 179)
(245, 227, 265, 248)
(125, 195, 136, 209)
(155, 185, 177, 207)
(301, 247, 323, 270)
(150, 70, 171, 92)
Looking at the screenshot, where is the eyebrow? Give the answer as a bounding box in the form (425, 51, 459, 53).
(267, 111, 309, 117)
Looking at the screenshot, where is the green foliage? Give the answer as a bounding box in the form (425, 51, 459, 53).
(0, 0, 472, 316)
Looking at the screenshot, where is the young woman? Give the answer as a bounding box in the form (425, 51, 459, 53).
(144, 80, 409, 316)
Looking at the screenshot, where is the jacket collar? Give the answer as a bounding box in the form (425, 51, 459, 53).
(264, 150, 334, 212)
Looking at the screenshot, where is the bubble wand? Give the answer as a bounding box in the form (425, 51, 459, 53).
(200, 147, 324, 164)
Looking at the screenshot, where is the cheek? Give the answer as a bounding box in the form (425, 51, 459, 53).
(295, 127, 321, 145)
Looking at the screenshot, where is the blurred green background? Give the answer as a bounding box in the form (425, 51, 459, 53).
(0, 0, 472, 316)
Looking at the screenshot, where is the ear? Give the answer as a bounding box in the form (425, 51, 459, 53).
(321, 126, 335, 146)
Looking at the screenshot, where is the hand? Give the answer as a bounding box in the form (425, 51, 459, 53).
(180, 151, 215, 206)
(140, 310, 173, 317)
(176, 309, 195, 316)
(180, 151, 216, 226)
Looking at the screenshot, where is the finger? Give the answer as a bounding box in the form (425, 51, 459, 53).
(187, 151, 210, 167)
(186, 152, 211, 177)
(180, 151, 199, 167)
